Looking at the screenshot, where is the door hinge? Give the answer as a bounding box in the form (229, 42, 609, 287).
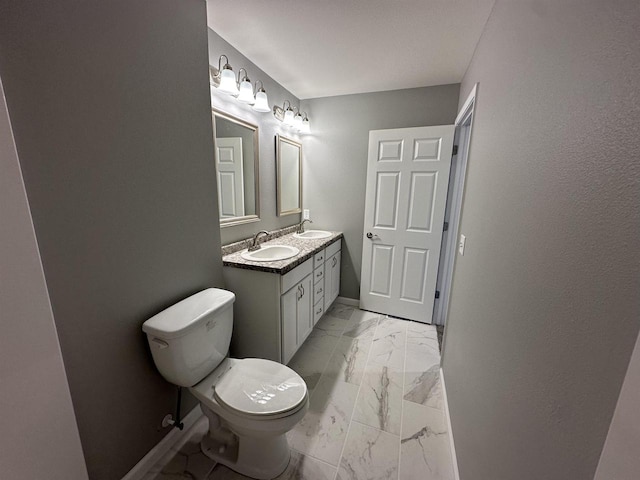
(452, 145, 459, 155)
(443, 221, 449, 232)
(435, 290, 440, 299)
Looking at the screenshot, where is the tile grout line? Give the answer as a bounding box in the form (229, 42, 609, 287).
(397, 317, 409, 480)
(331, 312, 384, 480)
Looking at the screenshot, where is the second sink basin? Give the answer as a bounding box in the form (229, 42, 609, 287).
(293, 230, 332, 239)
(241, 244, 300, 262)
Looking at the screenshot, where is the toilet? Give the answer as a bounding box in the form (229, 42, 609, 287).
(142, 288, 308, 480)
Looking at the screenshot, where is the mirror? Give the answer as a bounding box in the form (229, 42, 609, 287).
(212, 110, 260, 227)
(276, 135, 302, 216)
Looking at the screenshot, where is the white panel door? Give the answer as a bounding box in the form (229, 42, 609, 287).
(215, 137, 245, 218)
(360, 125, 454, 323)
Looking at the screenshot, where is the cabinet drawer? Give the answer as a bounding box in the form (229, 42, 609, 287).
(313, 265, 324, 284)
(313, 299, 324, 324)
(326, 238, 341, 258)
(281, 258, 313, 293)
(314, 249, 326, 268)
(314, 281, 324, 301)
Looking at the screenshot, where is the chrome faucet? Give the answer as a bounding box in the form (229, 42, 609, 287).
(248, 230, 270, 251)
(296, 219, 313, 234)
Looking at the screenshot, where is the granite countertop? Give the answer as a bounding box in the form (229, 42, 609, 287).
(222, 231, 343, 274)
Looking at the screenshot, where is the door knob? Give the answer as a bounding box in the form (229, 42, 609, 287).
(366, 232, 373, 239)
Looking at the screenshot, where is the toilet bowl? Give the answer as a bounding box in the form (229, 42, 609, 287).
(142, 289, 308, 480)
(191, 357, 308, 478)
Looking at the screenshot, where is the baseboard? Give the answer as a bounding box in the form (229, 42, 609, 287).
(336, 296, 359, 307)
(441, 368, 461, 480)
(121, 406, 204, 480)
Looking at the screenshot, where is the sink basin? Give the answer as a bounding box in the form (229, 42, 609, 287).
(293, 230, 332, 239)
(241, 244, 300, 262)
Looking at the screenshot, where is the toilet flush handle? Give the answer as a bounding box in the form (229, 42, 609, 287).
(151, 337, 169, 349)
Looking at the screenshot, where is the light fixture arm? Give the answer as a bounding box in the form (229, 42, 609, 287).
(237, 67, 250, 84)
(217, 54, 230, 76)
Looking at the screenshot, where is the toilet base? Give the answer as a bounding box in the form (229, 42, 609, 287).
(200, 413, 291, 480)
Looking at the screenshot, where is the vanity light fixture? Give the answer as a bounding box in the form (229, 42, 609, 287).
(212, 55, 239, 96)
(273, 101, 311, 134)
(236, 68, 255, 104)
(210, 55, 271, 113)
(252, 81, 271, 112)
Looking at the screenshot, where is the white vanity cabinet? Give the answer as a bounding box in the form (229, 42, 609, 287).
(223, 238, 341, 365)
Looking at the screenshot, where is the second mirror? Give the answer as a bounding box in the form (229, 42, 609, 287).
(276, 135, 302, 216)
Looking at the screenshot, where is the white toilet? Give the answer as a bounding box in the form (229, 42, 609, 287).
(142, 288, 309, 480)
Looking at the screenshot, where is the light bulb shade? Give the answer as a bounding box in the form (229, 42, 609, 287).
(252, 90, 271, 112)
(301, 117, 311, 133)
(293, 113, 303, 129)
(218, 68, 239, 95)
(237, 80, 255, 104)
(284, 108, 295, 125)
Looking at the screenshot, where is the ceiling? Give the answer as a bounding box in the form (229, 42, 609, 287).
(206, 0, 495, 99)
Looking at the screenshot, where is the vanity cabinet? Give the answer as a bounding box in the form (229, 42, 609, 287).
(223, 238, 341, 365)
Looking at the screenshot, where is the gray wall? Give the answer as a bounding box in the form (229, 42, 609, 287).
(595, 329, 640, 480)
(208, 29, 303, 244)
(0, 77, 88, 480)
(441, 1, 640, 479)
(301, 85, 460, 299)
(0, 1, 224, 478)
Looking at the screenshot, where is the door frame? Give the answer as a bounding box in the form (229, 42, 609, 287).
(432, 83, 478, 326)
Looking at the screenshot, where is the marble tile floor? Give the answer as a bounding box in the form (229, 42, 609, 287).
(145, 303, 454, 480)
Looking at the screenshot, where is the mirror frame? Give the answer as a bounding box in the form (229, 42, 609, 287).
(212, 109, 261, 228)
(276, 134, 303, 217)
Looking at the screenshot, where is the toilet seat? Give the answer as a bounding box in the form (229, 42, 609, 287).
(213, 358, 307, 420)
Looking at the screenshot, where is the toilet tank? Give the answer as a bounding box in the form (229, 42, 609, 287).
(142, 288, 235, 387)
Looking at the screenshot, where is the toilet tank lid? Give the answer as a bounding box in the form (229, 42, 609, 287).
(142, 288, 235, 339)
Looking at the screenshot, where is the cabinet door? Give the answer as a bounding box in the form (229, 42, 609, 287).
(281, 285, 298, 364)
(328, 251, 341, 307)
(324, 258, 333, 312)
(297, 275, 313, 345)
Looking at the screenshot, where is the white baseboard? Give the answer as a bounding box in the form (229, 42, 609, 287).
(336, 296, 359, 307)
(121, 406, 204, 480)
(441, 368, 461, 480)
